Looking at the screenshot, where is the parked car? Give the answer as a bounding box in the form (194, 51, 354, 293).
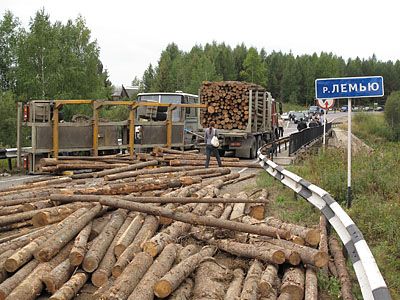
(292, 112, 308, 124)
(308, 105, 324, 117)
(375, 106, 384, 111)
(340, 105, 348, 112)
(281, 112, 290, 121)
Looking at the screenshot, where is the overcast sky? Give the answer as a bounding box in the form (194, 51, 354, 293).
(2, 0, 399, 86)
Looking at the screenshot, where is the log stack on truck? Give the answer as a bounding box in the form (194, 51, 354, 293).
(199, 81, 281, 158)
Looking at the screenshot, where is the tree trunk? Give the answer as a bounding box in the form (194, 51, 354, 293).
(112, 215, 159, 277)
(83, 209, 127, 272)
(225, 268, 245, 300)
(42, 258, 75, 294)
(114, 213, 145, 257)
(69, 222, 92, 266)
(329, 237, 354, 300)
(49, 271, 88, 300)
(240, 259, 263, 300)
(260, 264, 279, 297)
(278, 267, 305, 300)
(35, 204, 102, 262)
(154, 246, 216, 298)
(128, 243, 179, 300)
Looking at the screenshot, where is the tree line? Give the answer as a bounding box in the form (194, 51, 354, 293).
(137, 42, 400, 106)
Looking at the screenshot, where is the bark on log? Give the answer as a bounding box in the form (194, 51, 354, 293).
(212, 239, 285, 264)
(83, 209, 127, 272)
(154, 246, 216, 298)
(143, 221, 191, 257)
(225, 268, 245, 300)
(304, 266, 318, 300)
(91, 213, 133, 287)
(0, 259, 40, 300)
(69, 222, 92, 266)
(6, 242, 72, 300)
(169, 278, 194, 300)
(169, 159, 261, 168)
(319, 215, 329, 274)
(49, 271, 88, 300)
(22, 200, 53, 211)
(0, 204, 25, 216)
(94, 160, 159, 178)
(192, 259, 229, 300)
(89, 214, 111, 240)
(105, 252, 153, 300)
(52, 195, 290, 240)
(0, 177, 72, 194)
(176, 244, 201, 264)
(264, 217, 320, 247)
(112, 215, 159, 277)
(114, 213, 145, 257)
(0, 250, 13, 284)
(104, 166, 200, 181)
(260, 264, 279, 297)
(246, 189, 268, 220)
(262, 238, 329, 267)
(329, 236, 354, 300)
(278, 267, 305, 300)
(240, 259, 263, 300)
(42, 258, 75, 294)
(230, 192, 248, 221)
(128, 243, 179, 300)
(35, 204, 102, 262)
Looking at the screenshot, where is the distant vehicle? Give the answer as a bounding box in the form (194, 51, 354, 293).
(364, 106, 373, 111)
(281, 112, 290, 121)
(375, 106, 384, 111)
(308, 105, 324, 116)
(292, 112, 308, 124)
(340, 105, 348, 112)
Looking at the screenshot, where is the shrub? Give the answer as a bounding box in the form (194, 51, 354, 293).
(384, 91, 400, 140)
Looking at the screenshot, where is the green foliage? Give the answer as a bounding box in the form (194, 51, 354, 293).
(0, 91, 17, 147)
(353, 113, 394, 143)
(317, 272, 341, 298)
(240, 47, 267, 86)
(384, 91, 400, 140)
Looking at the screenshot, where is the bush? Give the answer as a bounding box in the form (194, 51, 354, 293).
(385, 91, 400, 140)
(0, 91, 17, 147)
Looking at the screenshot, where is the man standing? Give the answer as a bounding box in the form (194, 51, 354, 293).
(204, 121, 222, 168)
(278, 117, 284, 137)
(297, 118, 307, 131)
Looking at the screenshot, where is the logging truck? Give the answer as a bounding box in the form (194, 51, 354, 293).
(199, 81, 282, 158)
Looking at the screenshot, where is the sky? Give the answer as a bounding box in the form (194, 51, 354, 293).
(1, 0, 399, 86)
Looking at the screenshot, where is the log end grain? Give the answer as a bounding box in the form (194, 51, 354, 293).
(42, 276, 58, 294)
(142, 241, 159, 257)
(154, 279, 173, 298)
(305, 229, 321, 247)
(113, 245, 126, 258)
(4, 258, 19, 273)
(291, 235, 305, 246)
(111, 265, 123, 278)
(83, 257, 98, 273)
(272, 250, 286, 265)
(288, 252, 302, 266)
(91, 270, 108, 288)
(314, 251, 329, 268)
(249, 206, 266, 220)
(69, 252, 84, 266)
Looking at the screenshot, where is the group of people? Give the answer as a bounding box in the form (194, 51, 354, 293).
(297, 113, 325, 131)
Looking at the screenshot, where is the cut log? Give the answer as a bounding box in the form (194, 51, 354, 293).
(69, 222, 92, 266)
(89, 214, 111, 240)
(35, 204, 102, 262)
(154, 246, 216, 298)
(83, 209, 127, 272)
(264, 217, 320, 247)
(0, 250, 13, 284)
(104, 166, 200, 181)
(192, 259, 229, 300)
(105, 252, 153, 300)
(212, 239, 285, 265)
(0, 259, 40, 300)
(94, 160, 159, 178)
(169, 278, 194, 300)
(304, 266, 318, 300)
(278, 267, 305, 300)
(176, 244, 201, 264)
(240, 259, 263, 300)
(262, 238, 328, 267)
(49, 271, 88, 300)
(6, 242, 72, 300)
(42, 258, 75, 294)
(319, 215, 329, 274)
(260, 264, 279, 297)
(225, 268, 245, 300)
(91, 213, 133, 287)
(128, 243, 179, 300)
(329, 236, 354, 300)
(114, 213, 145, 257)
(230, 192, 247, 220)
(52, 195, 290, 240)
(22, 200, 53, 211)
(246, 189, 268, 220)
(112, 215, 159, 277)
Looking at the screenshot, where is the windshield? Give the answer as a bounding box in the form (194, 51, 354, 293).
(137, 94, 183, 121)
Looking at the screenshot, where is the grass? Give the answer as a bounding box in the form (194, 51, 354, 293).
(282, 102, 307, 113)
(256, 113, 400, 299)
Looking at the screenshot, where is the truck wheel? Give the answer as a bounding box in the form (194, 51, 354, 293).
(249, 141, 257, 159)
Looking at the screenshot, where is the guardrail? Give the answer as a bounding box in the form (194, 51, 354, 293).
(257, 150, 391, 300)
(289, 122, 332, 155)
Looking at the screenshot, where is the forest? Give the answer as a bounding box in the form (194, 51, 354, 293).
(1, 9, 400, 147)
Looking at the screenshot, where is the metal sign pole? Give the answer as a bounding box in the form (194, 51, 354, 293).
(347, 98, 352, 208)
(323, 108, 327, 146)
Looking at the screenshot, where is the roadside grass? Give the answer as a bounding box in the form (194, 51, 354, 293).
(256, 113, 400, 299)
(282, 102, 307, 113)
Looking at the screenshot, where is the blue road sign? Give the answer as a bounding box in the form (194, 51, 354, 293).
(315, 76, 384, 99)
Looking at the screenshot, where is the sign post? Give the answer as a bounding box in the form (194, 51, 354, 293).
(316, 98, 335, 146)
(315, 76, 384, 208)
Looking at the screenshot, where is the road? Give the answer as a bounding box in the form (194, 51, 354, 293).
(283, 111, 348, 137)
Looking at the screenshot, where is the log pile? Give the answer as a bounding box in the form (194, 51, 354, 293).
(0, 153, 354, 299)
(200, 81, 264, 130)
